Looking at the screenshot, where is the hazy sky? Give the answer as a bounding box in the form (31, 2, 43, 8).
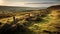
(0, 0, 60, 7)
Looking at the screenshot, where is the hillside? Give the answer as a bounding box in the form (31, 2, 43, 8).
(0, 5, 60, 34)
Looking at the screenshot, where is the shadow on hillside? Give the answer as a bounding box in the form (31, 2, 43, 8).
(0, 22, 35, 34)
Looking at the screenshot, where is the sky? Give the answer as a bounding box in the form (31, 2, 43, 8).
(0, 0, 60, 7)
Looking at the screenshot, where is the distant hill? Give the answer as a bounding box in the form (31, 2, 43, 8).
(0, 6, 30, 12)
(47, 5, 60, 10)
(0, 6, 46, 12)
(0, 6, 46, 18)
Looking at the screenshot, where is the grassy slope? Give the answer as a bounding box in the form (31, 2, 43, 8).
(28, 10, 60, 34)
(0, 9, 60, 34)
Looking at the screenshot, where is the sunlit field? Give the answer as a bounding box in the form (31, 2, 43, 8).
(0, 5, 60, 34)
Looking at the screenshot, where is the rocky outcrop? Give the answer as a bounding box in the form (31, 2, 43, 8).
(47, 5, 60, 10)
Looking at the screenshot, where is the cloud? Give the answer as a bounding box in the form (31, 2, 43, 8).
(0, 2, 30, 6)
(26, 2, 60, 4)
(0, 0, 60, 7)
(0, 0, 4, 4)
